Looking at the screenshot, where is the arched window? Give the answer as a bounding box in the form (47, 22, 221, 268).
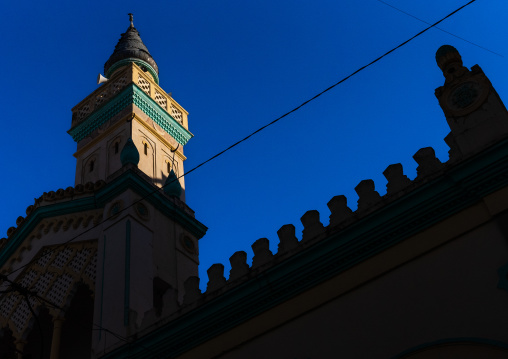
(114, 142, 119, 154)
(144, 142, 148, 155)
(89, 160, 95, 172)
(167, 161, 171, 173)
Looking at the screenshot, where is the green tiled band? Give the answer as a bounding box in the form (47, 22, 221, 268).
(68, 84, 192, 145)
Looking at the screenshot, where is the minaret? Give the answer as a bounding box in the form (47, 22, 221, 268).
(66, 16, 207, 356)
(68, 14, 192, 200)
(435, 45, 508, 160)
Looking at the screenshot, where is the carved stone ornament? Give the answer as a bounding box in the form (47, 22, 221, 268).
(108, 200, 124, 219)
(451, 82, 478, 109)
(135, 202, 150, 221)
(180, 235, 196, 254)
(439, 73, 490, 118)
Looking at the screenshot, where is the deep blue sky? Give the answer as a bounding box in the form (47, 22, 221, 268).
(1, 1, 507, 288)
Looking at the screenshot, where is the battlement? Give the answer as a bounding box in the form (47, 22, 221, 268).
(127, 135, 508, 358)
(78, 45, 508, 358)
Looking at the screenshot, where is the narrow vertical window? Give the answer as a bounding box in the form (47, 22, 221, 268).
(167, 162, 171, 173)
(114, 142, 119, 154)
(89, 160, 95, 172)
(144, 143, 148, 155)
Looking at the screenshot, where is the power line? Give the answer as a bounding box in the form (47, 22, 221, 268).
(0, 0, 479, 355)
(376, 0, 503, 57)
(1, 0, 477, 280)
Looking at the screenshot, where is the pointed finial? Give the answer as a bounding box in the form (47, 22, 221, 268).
(120, 138, 140, 166)
(164, 170, 183, 197)
(128, 13, 134, 28)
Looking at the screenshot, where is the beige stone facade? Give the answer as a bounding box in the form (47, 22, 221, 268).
(72, 63, 188, 200)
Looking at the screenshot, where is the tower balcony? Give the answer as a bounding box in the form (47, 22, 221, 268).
(70, 63, 188, 132)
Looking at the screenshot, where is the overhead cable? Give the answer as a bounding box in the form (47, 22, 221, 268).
(376, 0, 503, 57)
(1, 0, 477, 280)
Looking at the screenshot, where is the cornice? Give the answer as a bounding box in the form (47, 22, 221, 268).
(0, 169, 207, 270)
(95, 168, 207, 239)
(72, 113, 129, 159)
(68, 84, 192, 146)
(131, 86, 193, 145)
(0, 196, 99, 267)
(71, 113, 187, 162)
(132, 114, 187, 161)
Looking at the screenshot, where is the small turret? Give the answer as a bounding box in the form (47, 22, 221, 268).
(435, 45, 508, 159)
(120, 137, 140, 166)
(164, 170, 183, 197)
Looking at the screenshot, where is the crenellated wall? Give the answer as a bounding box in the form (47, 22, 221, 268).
(122, 132, 508, 359)
(104, 47, 508, 358)
(3, 44, 508, 359)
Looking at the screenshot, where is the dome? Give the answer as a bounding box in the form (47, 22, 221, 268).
(435, 45, 462, 71)
(120, 138, 140, 166)
(164, 170, 183, 197)
(435, 45, 459, 62)
(104, 14, 159, 82)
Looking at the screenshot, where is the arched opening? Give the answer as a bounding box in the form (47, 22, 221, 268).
(138, 138, 155, 180)
(59, 283, 94, 359)
(0, 327, 17, 359)
(153, 277, 170, 316)
(23, 305, 53, 359)
(83, 155, 100, 183)
(108, 138, 123, 176)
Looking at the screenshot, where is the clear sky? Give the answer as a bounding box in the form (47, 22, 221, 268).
(1, 0, 507, 289)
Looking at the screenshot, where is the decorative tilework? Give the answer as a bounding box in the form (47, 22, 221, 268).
(0, 241, 98, 339)
(11, 298, 35, 333)
(155, 90, 168, 110)
(84, 252, 97, 283)
(68, 85, 192, 145)
(51, 247, 73, 269)
(0, 293, 19, 318)
(170, 103, 183, 125)
(138, 75, 151, 95)
(69, 248, 92, 273)
(47, 273, 74, 306)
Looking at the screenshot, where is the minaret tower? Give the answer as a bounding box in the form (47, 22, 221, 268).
(69, 14, 192, 200)
(66, 16, 206, 356)
(0, 15, 205, 359)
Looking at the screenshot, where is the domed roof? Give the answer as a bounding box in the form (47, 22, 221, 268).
(435, 45, 462, 72)
(435, 45, 459, 63)
(104, 14, 159, 79)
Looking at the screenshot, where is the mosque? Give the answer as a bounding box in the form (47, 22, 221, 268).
(0, 15, 508, 359)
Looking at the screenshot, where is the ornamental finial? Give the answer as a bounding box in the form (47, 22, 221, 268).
(128, 13, 134, 28)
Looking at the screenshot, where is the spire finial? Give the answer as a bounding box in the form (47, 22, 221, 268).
(128, 13, 134, 28)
